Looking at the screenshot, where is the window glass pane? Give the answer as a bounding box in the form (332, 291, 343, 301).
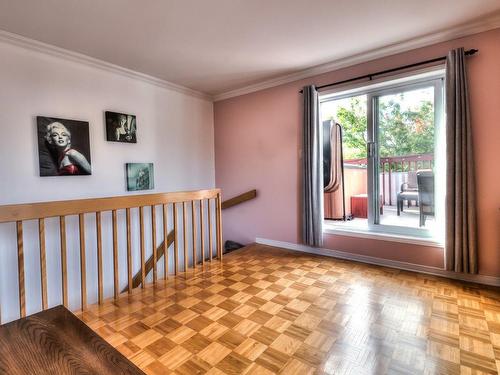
(321, 95, 368, 227)
(377, 86, 436, 229)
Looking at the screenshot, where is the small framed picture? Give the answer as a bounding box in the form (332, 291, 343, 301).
(105, 111, 137, 143)
(37, 116, 92, 176)
(126, 163, 154, 191)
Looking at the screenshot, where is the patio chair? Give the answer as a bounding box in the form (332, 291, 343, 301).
(417, 170, 434, 227)
(397, 171, 419, 216)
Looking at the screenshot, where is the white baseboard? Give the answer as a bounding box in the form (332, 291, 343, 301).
(255, 237, 500, 287)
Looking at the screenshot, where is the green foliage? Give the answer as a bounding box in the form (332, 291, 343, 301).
(327, 93, 434, 160)
(378, 94, 434, 157)
(334, 96, 367, 160)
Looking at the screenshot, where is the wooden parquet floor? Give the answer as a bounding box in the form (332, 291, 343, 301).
(77, 244, 500, 375)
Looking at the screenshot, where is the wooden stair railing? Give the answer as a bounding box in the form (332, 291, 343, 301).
(128, 189, 258, 290)
(0, 189, 222, 324)
(221, 189, 257, 209)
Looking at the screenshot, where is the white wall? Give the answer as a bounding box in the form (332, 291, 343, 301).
(0, 40, 215, 323)
(0, 41, 214, 203)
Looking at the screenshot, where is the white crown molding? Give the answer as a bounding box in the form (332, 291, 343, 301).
(214, 15, 500, 101)
(0, 29, 213, 101)
(255, 238, 500, 287)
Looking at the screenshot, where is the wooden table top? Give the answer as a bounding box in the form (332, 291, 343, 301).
(0, 305, 144, 375)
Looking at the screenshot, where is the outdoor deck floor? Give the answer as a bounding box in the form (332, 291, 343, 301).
(327, 204, 436, 230)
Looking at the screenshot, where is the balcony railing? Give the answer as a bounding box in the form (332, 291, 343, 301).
(344, 153, 433, 205)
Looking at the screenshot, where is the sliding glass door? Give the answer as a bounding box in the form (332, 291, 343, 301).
(321, 71, 444, 240)
(367, 78, 444, 237)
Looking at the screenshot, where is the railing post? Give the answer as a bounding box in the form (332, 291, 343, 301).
(152, 205, 157, 283)
(163, 204, 169, 279)
(200, 200, 205, 266)
(60, 216, 68, 307)
(382, 162, 386, 206)
(96, 212, 103, 304)
(388, 162, 392, 206)
(38, 218, 48, 311)
(16, 221, 25, 318)
(208, 199, 213, 262)
(139, 207, 145, 288)
(182, 202, 188, 272)
(126, 208, 132, 293)
(191, 201, 197, 268)
(79, 214, 87, 310)
(173, 203, 179, 275)
(112, 210, 119, 299)
(216, 193, 223, 260)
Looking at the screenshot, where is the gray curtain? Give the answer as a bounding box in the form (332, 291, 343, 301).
(302, 85, 323, 247)
(445, 48, 477, 273)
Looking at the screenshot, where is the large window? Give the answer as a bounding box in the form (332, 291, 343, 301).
(321, 70, 444, 242)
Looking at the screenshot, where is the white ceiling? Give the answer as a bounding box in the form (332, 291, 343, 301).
(0, 0, 499, 97)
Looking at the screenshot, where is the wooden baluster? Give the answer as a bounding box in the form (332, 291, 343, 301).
(215, 197, 220, 259)
(208, 199, 213, 262)
(96, 212, 103, 304)
(38, 218, 48, 311)
(163, 204, 168, 279)
(151, 205, 157, 284)
(191, 201, 197, 268)
(60, 216, 68, 307)
(139, 207, 145, 288)
(215, 195, 219, 260)
(126, 208, 132, 294)
(79, 214, 87, 310)
(112, 210, 119, 299)
(173, 203, 178, 275)
(16, 221, 25, 318)
(200, 199, 205, 266)
(183, 202, 188, 272)
(216, 193, 223, 260)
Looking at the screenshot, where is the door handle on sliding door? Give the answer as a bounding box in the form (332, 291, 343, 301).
(367, 142, 376, 158)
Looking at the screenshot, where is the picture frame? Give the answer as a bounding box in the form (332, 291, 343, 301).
(126, 163, 154, 191)
(37, 116, 92, 176)
(105, 111, 137, 143)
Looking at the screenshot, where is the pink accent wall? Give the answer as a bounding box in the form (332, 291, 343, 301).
(214, 28, 500, 276)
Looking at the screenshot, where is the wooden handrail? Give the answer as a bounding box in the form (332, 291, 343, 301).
(0, 189, 220, 223)
(0, 189, 223, 324)
(221, 189, 257, 210)
(129, 189, 257, 291)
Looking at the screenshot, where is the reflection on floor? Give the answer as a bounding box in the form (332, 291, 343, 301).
(78, 244, 500, 375)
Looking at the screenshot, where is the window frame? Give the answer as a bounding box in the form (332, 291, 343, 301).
(320, 67, 445, 243)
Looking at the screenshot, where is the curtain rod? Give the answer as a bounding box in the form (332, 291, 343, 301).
(299, 48, 478, 93)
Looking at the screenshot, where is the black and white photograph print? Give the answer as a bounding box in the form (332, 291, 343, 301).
(126, 163, 154, 191)
(105, 111, 137, 143)
(37, 116, 92, 177)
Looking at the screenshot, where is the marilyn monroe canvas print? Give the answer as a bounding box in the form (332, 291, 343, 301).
(37, 116, 92, 176)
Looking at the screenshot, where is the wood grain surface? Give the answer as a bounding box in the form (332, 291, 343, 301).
(0, 305, 144, 374)
(221, 189, 257, 210)
(78, 244, 500, 375)
(0, 189, 220, 223)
